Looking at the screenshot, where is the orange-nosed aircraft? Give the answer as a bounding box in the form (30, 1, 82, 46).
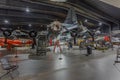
(0, 37, 33, 50)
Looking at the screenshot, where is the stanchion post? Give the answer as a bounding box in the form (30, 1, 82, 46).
(15, 47, 18, 58)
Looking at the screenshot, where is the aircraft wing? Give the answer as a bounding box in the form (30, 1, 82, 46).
(61, 23, 78, 32)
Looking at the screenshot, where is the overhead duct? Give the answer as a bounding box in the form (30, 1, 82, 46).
(50, 0, 67, 2)
(100, 0, 120, 8)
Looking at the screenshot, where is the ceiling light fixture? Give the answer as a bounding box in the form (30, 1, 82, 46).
(28, 24, 32, 27)
(4, 20, 9, 24)
(99, 22, 102, 26)
(26, 7, 30, 12)
(84, 19, 88, 22)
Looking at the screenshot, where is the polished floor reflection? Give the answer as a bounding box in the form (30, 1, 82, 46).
(0, 48, 120, 80)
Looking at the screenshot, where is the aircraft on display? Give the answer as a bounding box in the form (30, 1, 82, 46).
(0, 37, 33, 46)
(112, 30, 120, 37)
(111, 30, 120, 44)
(49, 7, 103, 47)
(0, 28, 36, 50)
(60, 7, 98, 40)
(112, 37, 120, 43)
(48, 7, 91, 45)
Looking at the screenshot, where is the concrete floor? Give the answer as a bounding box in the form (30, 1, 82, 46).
(0, 48, 120, 80)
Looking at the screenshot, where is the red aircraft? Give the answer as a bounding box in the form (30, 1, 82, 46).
(0, 28, 37, 50)
(0, 37, 33, 50)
